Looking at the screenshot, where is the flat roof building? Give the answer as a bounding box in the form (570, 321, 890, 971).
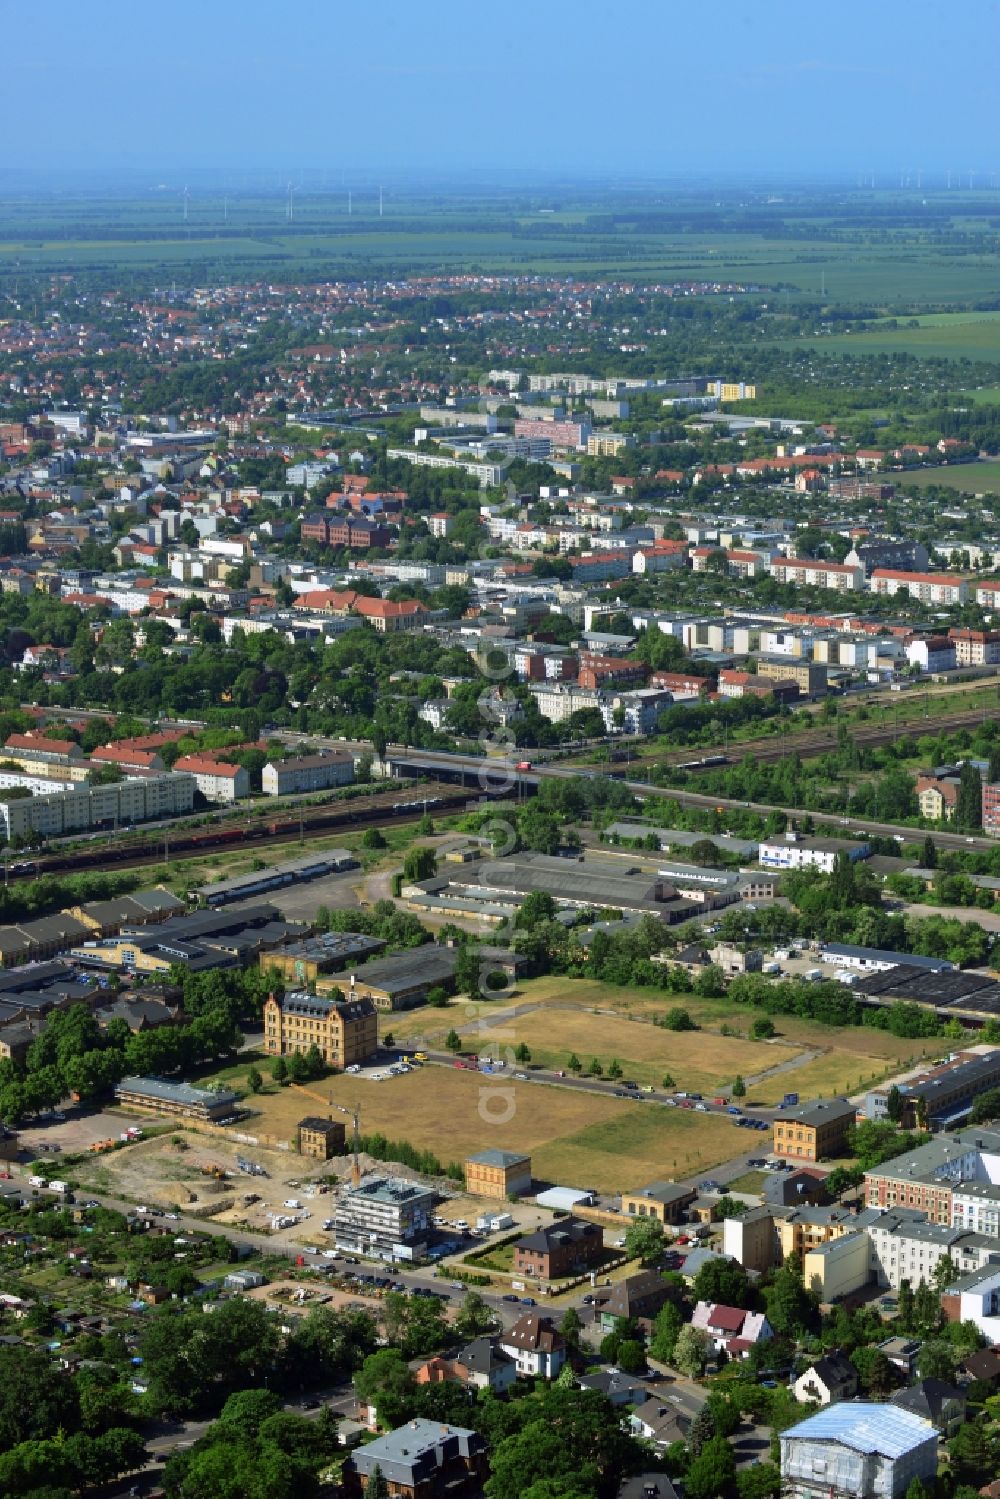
(114, 1075, 239, 1123)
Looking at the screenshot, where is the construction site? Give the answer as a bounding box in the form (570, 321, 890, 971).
(74, 1089, 392, 1248)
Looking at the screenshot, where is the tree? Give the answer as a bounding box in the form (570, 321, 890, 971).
(515, 891, 557, 930)
(514, 1042, 531, 1065)
(694, 1258, 751, 1308)
(607, 1058, 623, 1080)
(850, 1345, 894, 1396)
(765, 1257, 815, 1338)
(694, 965, 726, 999)
(567, 1053, 582, 1073)
(624, 1216, 664, 1265)
(664, 1007, 697, 1031)
(649, 1302, 683, 1364)
(271, 1055, 287, 1084)
(246, 1066, 263, 1094)
(921, 834, 937, 869)
(587, 1058, 603, 1077)
(689, 1405, 717, 1458)
(453, 1292, 494, 1342)
(750, 1016, 775, 1039)
(885, 1084, 904, 1124)
(661, 1072, 675, 1089)
(737, 1462, 781, 1499)
(366, 1465, 390, 1499)
(955, 761, 983, 832)
(402, 846, 437, 883)
(732, 1075, 746, 1098)
(917, 1339, 958, 1382)
(354, 1350, 417, 1430)
(685, 1433, 736, 1499)
(673, 1324, 711, 1378)
(616, 1338, 646, 1374)
(559, 1306, 582, 1353)
(445, 1029, 462, 1053)
(362, 827, 387, 850)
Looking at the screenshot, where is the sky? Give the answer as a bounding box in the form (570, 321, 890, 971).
(5, 0, 1000, 180)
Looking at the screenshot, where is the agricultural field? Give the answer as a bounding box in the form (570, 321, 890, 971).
(788, 309, 1000, 362)
(899, 459, 1000, 493)
(7, 185, 1000, 304)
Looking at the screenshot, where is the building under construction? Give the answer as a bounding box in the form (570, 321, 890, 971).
(333, 1174, 438, 1261)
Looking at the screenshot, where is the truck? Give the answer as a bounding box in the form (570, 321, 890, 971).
(713, 1096, 727, 1107)
(49, 1180, 68, 1194)
(782, 1093, 799, 1107)
(28, 1174, 46, 1188)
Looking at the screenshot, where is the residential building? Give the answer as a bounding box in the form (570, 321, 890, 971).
(916, 773, 959, 821)
(514, 416, 592, 449)
(779, 1403, 938, 1499)
(333, 1175, 438, 1260)
(906, 636, 957, 673)
(845, 539, 929, 576)
(792, 1353, 859, 1407)
(869, 569, 970, 605)
(690, 1301, 773, 1359)
(297, 1116, 346, 1159)
(499, 1312, 566, 1378)
(261, 752, 354, 796)
(949, 627, 1000, 666)
(769, 560, 863, 592)
(802, 1230, 872, 1301)
(983, 780, 1000, 836)
(598, 1270, 676, 1329)
(512, 1219, 604, 1280)
(464, 1148, 532, 1200)
(0, 771, 195, 841)
(415, 1337, 516, 1395)
(342, 1419, 487, 1499)
(113, 1075, 239, 1123)
(863, 1128, 1000, 1225)
(172, 754, 249, 803)
(773, 1099, 856, 1162)
(621, 1181, 697, 1225)
(262, 991, 377, 1068)
(890, 1379, 965, 1437)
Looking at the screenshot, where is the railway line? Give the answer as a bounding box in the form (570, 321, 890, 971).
(600, 704, 1000, 775)
(28, 781, 481, 877)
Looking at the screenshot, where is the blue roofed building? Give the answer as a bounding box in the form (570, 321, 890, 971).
(780, 1402, 938, 1499)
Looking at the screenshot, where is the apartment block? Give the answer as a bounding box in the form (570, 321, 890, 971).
(261, 752, 354, 796)
(772, 1099, 856, 1162)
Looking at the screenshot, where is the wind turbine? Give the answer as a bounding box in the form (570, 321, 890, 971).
(183, 184, 189, 222)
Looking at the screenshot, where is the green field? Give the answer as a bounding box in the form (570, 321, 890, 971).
(785, 312, 1000, 362)
(899, 459, 1000, 493)
(7, 186, 1000, 305)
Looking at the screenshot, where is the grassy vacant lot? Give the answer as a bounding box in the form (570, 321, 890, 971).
(379, 976, 938, 1106)
(212, 1064, 738, 1192)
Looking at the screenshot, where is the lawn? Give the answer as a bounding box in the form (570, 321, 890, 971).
(218, 1065, 740, 1192)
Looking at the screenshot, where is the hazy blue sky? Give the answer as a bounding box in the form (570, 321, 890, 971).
(7, 0, 1000, 179)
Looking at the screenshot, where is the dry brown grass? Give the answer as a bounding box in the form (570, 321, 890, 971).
(229, 1067, 740, 1192)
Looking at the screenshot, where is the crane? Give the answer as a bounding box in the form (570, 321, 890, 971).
(290, 1084, 362, 1186)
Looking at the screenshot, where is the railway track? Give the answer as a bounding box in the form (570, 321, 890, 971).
(30, 781, 486, 877)
(602, 704, 1000, 775)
